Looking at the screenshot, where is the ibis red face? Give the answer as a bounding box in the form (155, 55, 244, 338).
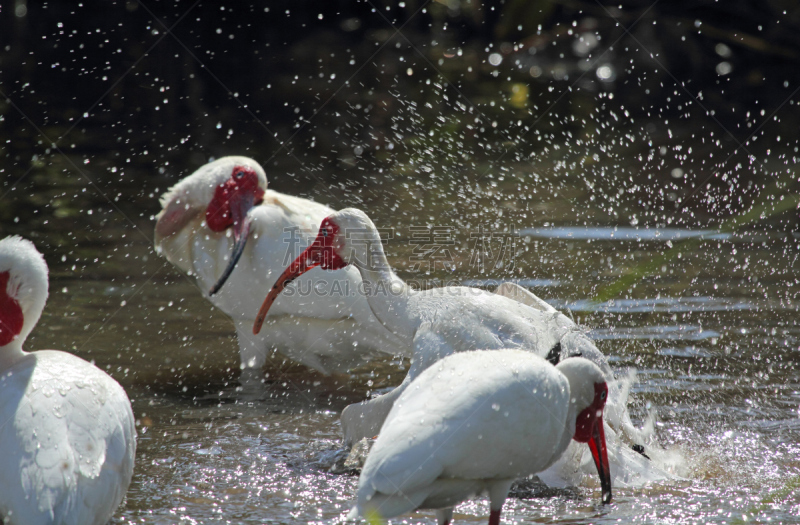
(206, 165, 265, 295)
(253, 217, 347, 334)
(0, 271, 23, 346)
(574, 382, 612, 504)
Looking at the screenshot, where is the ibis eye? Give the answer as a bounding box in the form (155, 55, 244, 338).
(600, 390, 607, 401)
(234, 170, 245, 179)
(321, 227, 328, 237)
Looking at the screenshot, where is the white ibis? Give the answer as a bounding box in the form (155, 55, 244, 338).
(0, 236, 136, 525)
(346, 350, 612, 525)
(254, 208, 615, 432)
(154, 157, 406, 373)
(254, 208, 661, 486)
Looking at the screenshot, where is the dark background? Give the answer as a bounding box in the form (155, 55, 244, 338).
(2, 0, 800, 233)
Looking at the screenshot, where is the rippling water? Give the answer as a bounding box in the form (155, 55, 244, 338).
(10, 165, 800, 524)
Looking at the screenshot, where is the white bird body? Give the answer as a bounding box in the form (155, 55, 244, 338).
(0, 236, 136, 525)
(336, 283, 611, 440)
(155, 157, 406, 372)
(254, 209, 611, 441)
(348, 350, 611, 524)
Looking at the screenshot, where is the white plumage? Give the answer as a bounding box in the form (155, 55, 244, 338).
(255, 208, 667, 489)
(0, 236, 136, 525)
(347, 350, 611, 525)
(154, 156, 406, 373)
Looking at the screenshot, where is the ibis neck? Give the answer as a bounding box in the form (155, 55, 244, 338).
(351, 239, 415, 341)
(558, 401, 579, 460)
(0, 340, 26, 372)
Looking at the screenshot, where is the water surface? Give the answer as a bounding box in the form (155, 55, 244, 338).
(9, 163, 800, 524)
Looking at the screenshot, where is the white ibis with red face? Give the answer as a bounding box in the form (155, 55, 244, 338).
(347, 350, 612, 525)
(255, 208, 664, 487)
(154, 157, 406, 373)
(0, 236, 136, 525)
(254, 208, 615, 435)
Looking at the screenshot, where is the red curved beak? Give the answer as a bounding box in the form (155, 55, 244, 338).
(252, 243, 322, 334)
(589, 417, 612, 504)
(253, 217, 346, 334)
(208, 192, 256, 296)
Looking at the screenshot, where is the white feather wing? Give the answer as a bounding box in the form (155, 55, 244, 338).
(0, 351, 135, 525)
(357, 351, 570, 508)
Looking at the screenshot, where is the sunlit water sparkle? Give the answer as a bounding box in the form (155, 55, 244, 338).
(11, 162, 800, 524)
